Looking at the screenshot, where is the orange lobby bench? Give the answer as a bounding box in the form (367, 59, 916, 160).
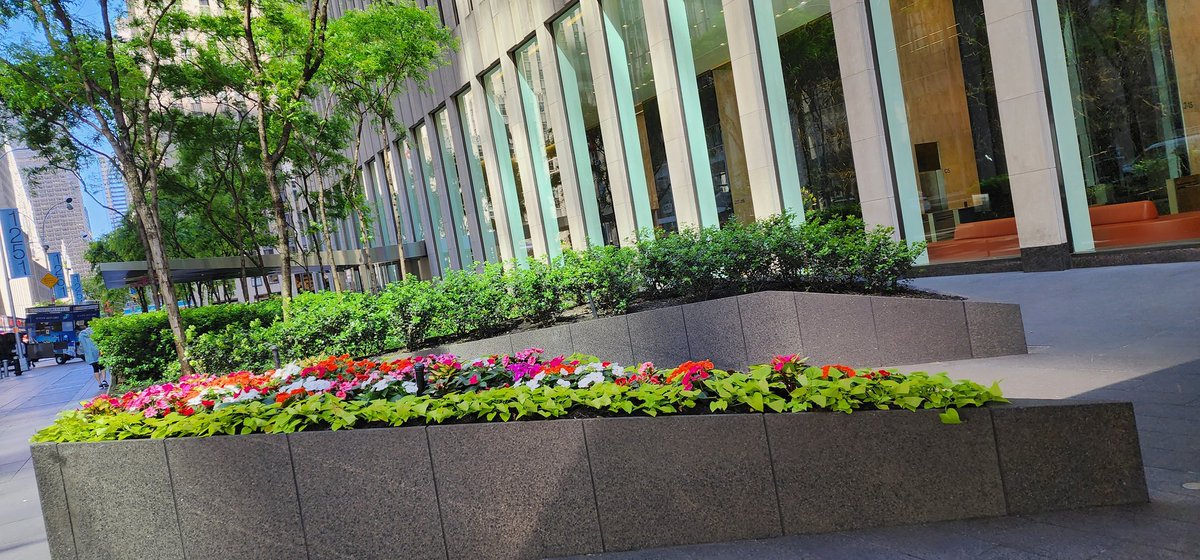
(926, 217, 1019, 262)
(1089, 201, 1200, 248)
(927, 201, 1200, 261)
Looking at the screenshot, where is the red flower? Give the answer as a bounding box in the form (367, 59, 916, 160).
(201, 400, 215, 408)
(179, 406, 195, 417)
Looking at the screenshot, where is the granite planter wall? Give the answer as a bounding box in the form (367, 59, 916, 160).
(32, 400, 1145, 560)
(418, 291, 1027, 368)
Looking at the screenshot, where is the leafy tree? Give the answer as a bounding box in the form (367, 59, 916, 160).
(0, 0, 200, 374)
(320, 1, 455, 292)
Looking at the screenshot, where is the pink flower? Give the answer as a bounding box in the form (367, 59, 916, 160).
(469, 375, 479, 385)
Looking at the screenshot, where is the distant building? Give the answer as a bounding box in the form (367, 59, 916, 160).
(0, 140, 92, 324)
(101, 159, 128, 229)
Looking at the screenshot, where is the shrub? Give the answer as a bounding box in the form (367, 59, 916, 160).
(91, 214, 924, 381)
(186, 320, 279, 375)
(424, 264, 517, 340)
(377, 277, 435, 350)
(557, 246, 640, 314)
(510, 258, 572, 325)
(93, 301, 283, 385)
(31, 352, 1006, 443)
(274, 292, 389, 361)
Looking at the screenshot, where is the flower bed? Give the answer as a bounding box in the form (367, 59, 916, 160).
(34, 349, 1006, 443)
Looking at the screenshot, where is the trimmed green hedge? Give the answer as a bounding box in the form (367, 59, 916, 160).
(97, 215, 925, 384)
(93, 300, 282, 385)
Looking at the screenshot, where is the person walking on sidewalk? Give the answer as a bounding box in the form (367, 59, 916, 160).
(77, 323, 106, 390)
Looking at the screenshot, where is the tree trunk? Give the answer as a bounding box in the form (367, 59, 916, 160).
(127, 177, 192, 375)
(239, 254, 250, 303)
(263, 162, 294, 313)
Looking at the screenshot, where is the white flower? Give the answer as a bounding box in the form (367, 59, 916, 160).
(224, 389, 260, 404)
(273, 362, 302, 381)
(402, 381, 418, 394)
(556, 379, 570, 388)
(525, 373, 547, 389)
(578, 371, 605, 388)
(371, 379, 392, 392)
(279, 380, 303, 393)
(301, 377, 333, 392)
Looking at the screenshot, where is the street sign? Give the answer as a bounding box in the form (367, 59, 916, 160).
(48, 252, 68, 299)
(0, 209, 30, 279)
(70, 272, 84, 304)
(40, 273, 59, 289)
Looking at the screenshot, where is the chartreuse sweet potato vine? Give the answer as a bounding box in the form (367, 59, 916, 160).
(32, 352, 1005, 443)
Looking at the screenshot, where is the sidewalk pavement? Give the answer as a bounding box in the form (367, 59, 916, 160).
(0, 361, 98, 560)
(2, 262, 1198, 559)
(558, 261, 1200, 559)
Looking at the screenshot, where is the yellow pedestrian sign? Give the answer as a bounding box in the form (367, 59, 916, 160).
(40, 273, 59, 289)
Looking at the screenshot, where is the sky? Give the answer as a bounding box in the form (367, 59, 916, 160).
(4, 4, 116, 238)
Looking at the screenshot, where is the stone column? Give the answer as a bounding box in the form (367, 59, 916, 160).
(985, 0, 1079, 270)
(722, 0, 806, 219)
(584, 0, 654, 244)
(642, 0, 718, 228)
(831, 0, 903, 237)
(500, 54, 552, 259)
(535, 22, 596, 250)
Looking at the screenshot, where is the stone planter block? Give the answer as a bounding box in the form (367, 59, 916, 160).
(427, 420, 603, 560)
(34, 400, 1147, 560)
(165, 434, 306, 559)
(30, 444, 75, 560)
(738, 291, 804, 365)
(965, 301, 1028, 358)
(627, 307, 690, 367)
(441, 334, 514, 360)
(409, 291, 1024, 368)
(766, 408, 1006, 534)
(991, 400, 1148, 514)
(795, 292, 880, 366)
(584, 415, 781, 551)
(683, 297, 749, 371)
(511, 324, 573, 358)
(570, 315, 634, 365)
(288, 428, 445, 560)
(57, 439, 184, 560)
(872, 297, 973, 365)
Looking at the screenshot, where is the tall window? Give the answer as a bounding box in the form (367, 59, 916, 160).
(889, 0, 1013, 263)
(555, 5, 617, 246)
(516, 39, 573, 255)
(484, 68, 535, 259)
(456, 89, 501, 262)
(683, 0, 751, 225)
(414, 122, 452, 271)
(434, 107, 474, 266)
(1058, 0, 1200, 249)
(605, 0, 676, 232)
(397, 139, 424, 243)
(773, 0, 858, 217)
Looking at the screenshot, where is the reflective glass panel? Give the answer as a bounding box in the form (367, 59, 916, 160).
(890, 0, 1014, 263)
(456, 89, 501, 262)
(1059, 0, 1200, 249)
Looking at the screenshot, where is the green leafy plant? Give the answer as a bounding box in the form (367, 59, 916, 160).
(31, 353, 1005, 443)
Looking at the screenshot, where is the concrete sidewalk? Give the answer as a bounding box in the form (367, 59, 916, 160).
(0, 361, 99, 560)
(559, 261, 1200, 560)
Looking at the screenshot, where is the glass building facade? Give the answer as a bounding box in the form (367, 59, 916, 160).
(336, 0, 1200, 279)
